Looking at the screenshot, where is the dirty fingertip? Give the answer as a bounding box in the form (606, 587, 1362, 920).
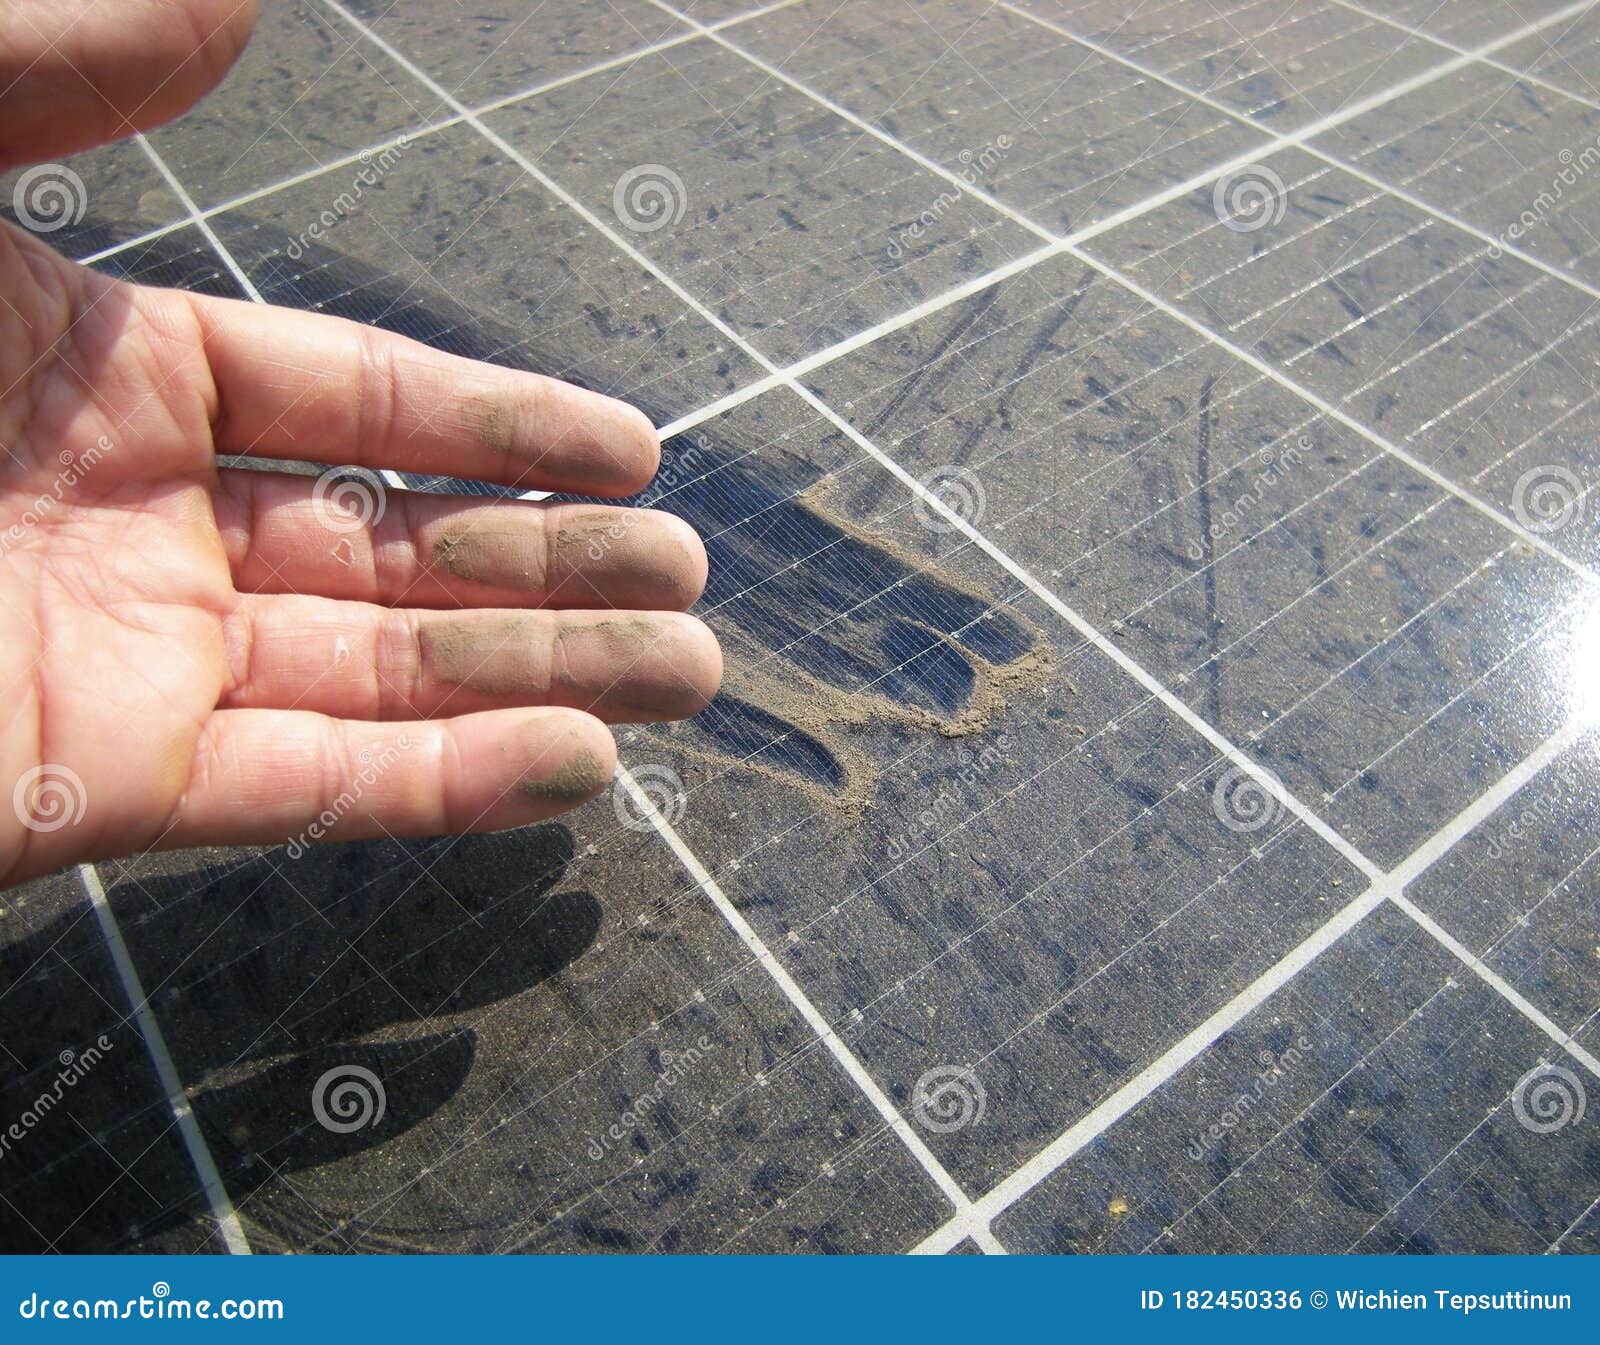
(510, 707, 617, 815)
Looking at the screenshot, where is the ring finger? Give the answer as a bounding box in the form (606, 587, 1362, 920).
(221, 594, 723, 723)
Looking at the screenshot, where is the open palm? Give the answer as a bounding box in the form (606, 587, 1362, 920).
(0, 7, 719, 887)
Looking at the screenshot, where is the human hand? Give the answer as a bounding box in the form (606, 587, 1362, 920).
(0, 0, 721, 887)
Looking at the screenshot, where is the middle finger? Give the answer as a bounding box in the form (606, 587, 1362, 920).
(213, 468, 707, 611)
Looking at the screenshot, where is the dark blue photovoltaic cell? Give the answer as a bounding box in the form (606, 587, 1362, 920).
(996, 903, 1600, 1254)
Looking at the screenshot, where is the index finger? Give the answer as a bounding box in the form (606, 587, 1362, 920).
(185, 290, 661, 495)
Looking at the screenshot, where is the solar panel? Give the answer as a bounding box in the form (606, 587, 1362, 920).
(1, 0, 1596, 1255)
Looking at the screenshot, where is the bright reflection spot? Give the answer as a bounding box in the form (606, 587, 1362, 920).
(1565, 603, 1600, 728)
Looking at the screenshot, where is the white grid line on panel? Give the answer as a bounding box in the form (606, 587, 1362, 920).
(136, 132, 421, 499)
(670, 0, 1599, 585)
(78, 0, 1599, 500)
(85, 131, 415, 1255)
(307, 0, 995, 1231)
(73, 0, 1589, 1255)
(614, 768, 1005, 1250)
(1003, 0, 1600, 304)
(1332, 0, 1600, 112)
(651, 0, 1600, 1241)
(75, 0, 808, 268)
(69, 139, 271, 1256)
(641, 0, 1600, 452)
(914, 717, 1590, 1252)
(76, 864, 252, 1255)
(319, 0, 1600, 1248)
(657, 0, 1600, 1029)
(135, 135, 266, 302)
(75, 0, 1582, 311)
(98, 108, 988, 1256)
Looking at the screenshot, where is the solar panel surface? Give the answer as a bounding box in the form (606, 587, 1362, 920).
(1, 0, 1597, 1255)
